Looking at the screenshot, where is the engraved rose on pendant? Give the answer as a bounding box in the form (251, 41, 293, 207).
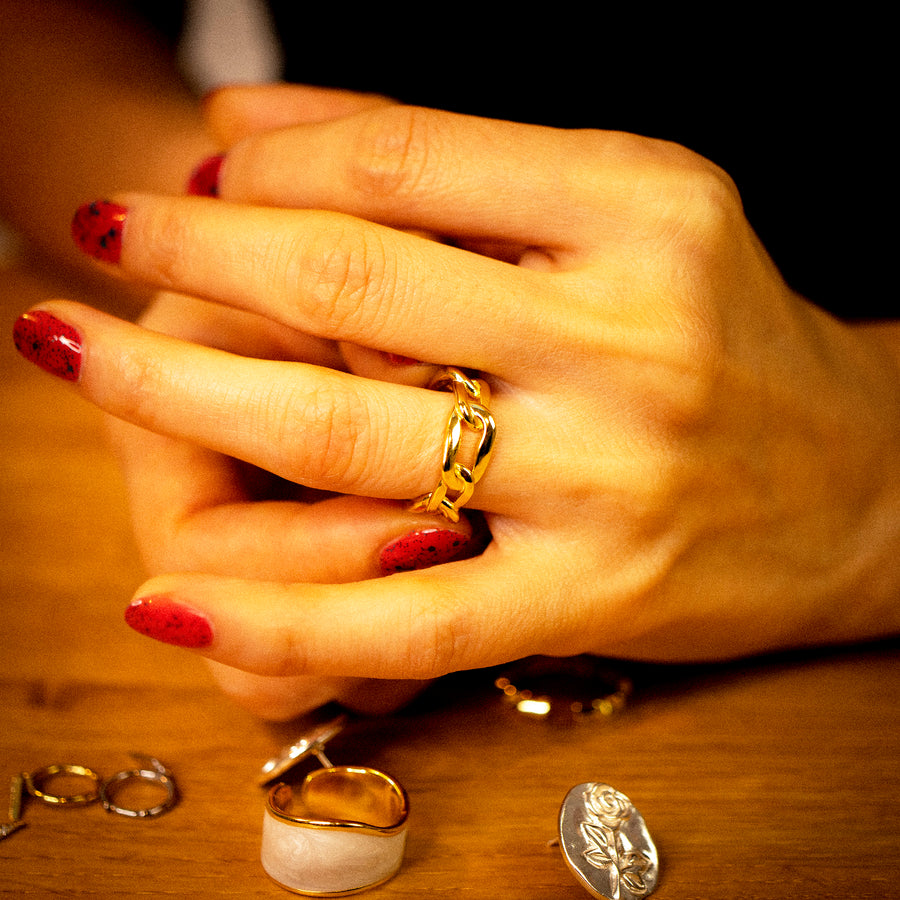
(585, 784, 632, 827)
(559, 783, 659, 900)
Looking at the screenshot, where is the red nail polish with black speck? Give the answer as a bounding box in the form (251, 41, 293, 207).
(13, 310, 83, 381)
(186, 154, 224, 197)
(379, 528, 472, 575)
(125, 597, 213, 648)
(71, 200, 127, 263)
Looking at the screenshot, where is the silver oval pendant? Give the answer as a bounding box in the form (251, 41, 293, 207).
(558, 783, 659, 900)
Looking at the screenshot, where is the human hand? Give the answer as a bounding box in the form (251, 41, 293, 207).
(17, 106, 900, 690)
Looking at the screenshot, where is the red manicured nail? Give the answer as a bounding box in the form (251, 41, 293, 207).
(385, 353, 423, 366)
(125, 597, 213, 648)
(186, 154, 224, 197)
(13, 310, 83, 381)
(379, 528, 472, 575)
(71, 200, 127, 263)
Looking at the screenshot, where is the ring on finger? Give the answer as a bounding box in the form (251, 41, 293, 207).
(408, 367, 496, 523)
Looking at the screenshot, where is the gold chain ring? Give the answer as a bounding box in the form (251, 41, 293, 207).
(408, 368, 496, 523)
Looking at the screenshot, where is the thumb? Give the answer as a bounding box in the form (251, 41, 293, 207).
(122, 553, 530, 682)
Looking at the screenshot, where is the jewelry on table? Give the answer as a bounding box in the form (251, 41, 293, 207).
(558, 782, 659, 900)
(2, 754, 179, 840)
(495, 655, 633, 721)
(0, 774, 27, 840)
(22, 763, 102, 806)
(258, 715, 349, 784)
(408, 367, 496, 523)
(100, 755, 178, 818)
(259, 713, 410, 896)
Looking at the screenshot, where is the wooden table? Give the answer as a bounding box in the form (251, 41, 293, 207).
(3, 257, 899, 898)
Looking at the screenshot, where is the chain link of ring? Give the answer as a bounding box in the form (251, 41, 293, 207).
(408, 367, 496, 523)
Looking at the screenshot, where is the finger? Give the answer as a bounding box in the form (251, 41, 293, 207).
(110, 415, 483, 581)
(112, 292, 435, 577)
(216, 105, 598, 249)
(106, 290, 480, 723)
(118, 428, 463, 722)
(124, 546, 559, 681)
(203, 83, 394, 145)
(195, 90, 455, 389)
(71, 195, 553, 373)
(15, 303, 515, 508)
(137, 290, 345, 370)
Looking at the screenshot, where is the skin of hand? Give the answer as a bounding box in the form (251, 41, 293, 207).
(17, 104, 900, 695)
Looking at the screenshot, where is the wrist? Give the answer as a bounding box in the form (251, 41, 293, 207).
(830, 318, 900, 641)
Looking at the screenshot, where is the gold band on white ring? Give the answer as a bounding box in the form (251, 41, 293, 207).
(408, 367, 496, 523)
(261, 766, 410, 896)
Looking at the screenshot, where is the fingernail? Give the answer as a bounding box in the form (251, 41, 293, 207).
(379, 528, 472, 576)
(186, 153, 224, 197)
(125, 597, 213, 648)
(199, 86, 224, 110)
(13, 310, 83, 381)
(385, 353, 423, 366)
(71, 200, 127, 263)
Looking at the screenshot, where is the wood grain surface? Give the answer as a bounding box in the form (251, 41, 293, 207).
(3, 259, 899, 898)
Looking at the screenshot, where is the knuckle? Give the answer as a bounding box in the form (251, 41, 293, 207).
(347, 105, 440, 202)
(273, 379, 379, 493)
(135, 202, 198, 290)
(104, 341, 171, 428)
(285, 218, 396, 343)
(646, 149, 746, 266)
(585, 148, 742, 426)
(276, 629, 312, 679)
(398, 589, 471, 679)
(669, 162, 744, 250)
(649, 168, 742, 419)
(594, 133, 745, 253)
